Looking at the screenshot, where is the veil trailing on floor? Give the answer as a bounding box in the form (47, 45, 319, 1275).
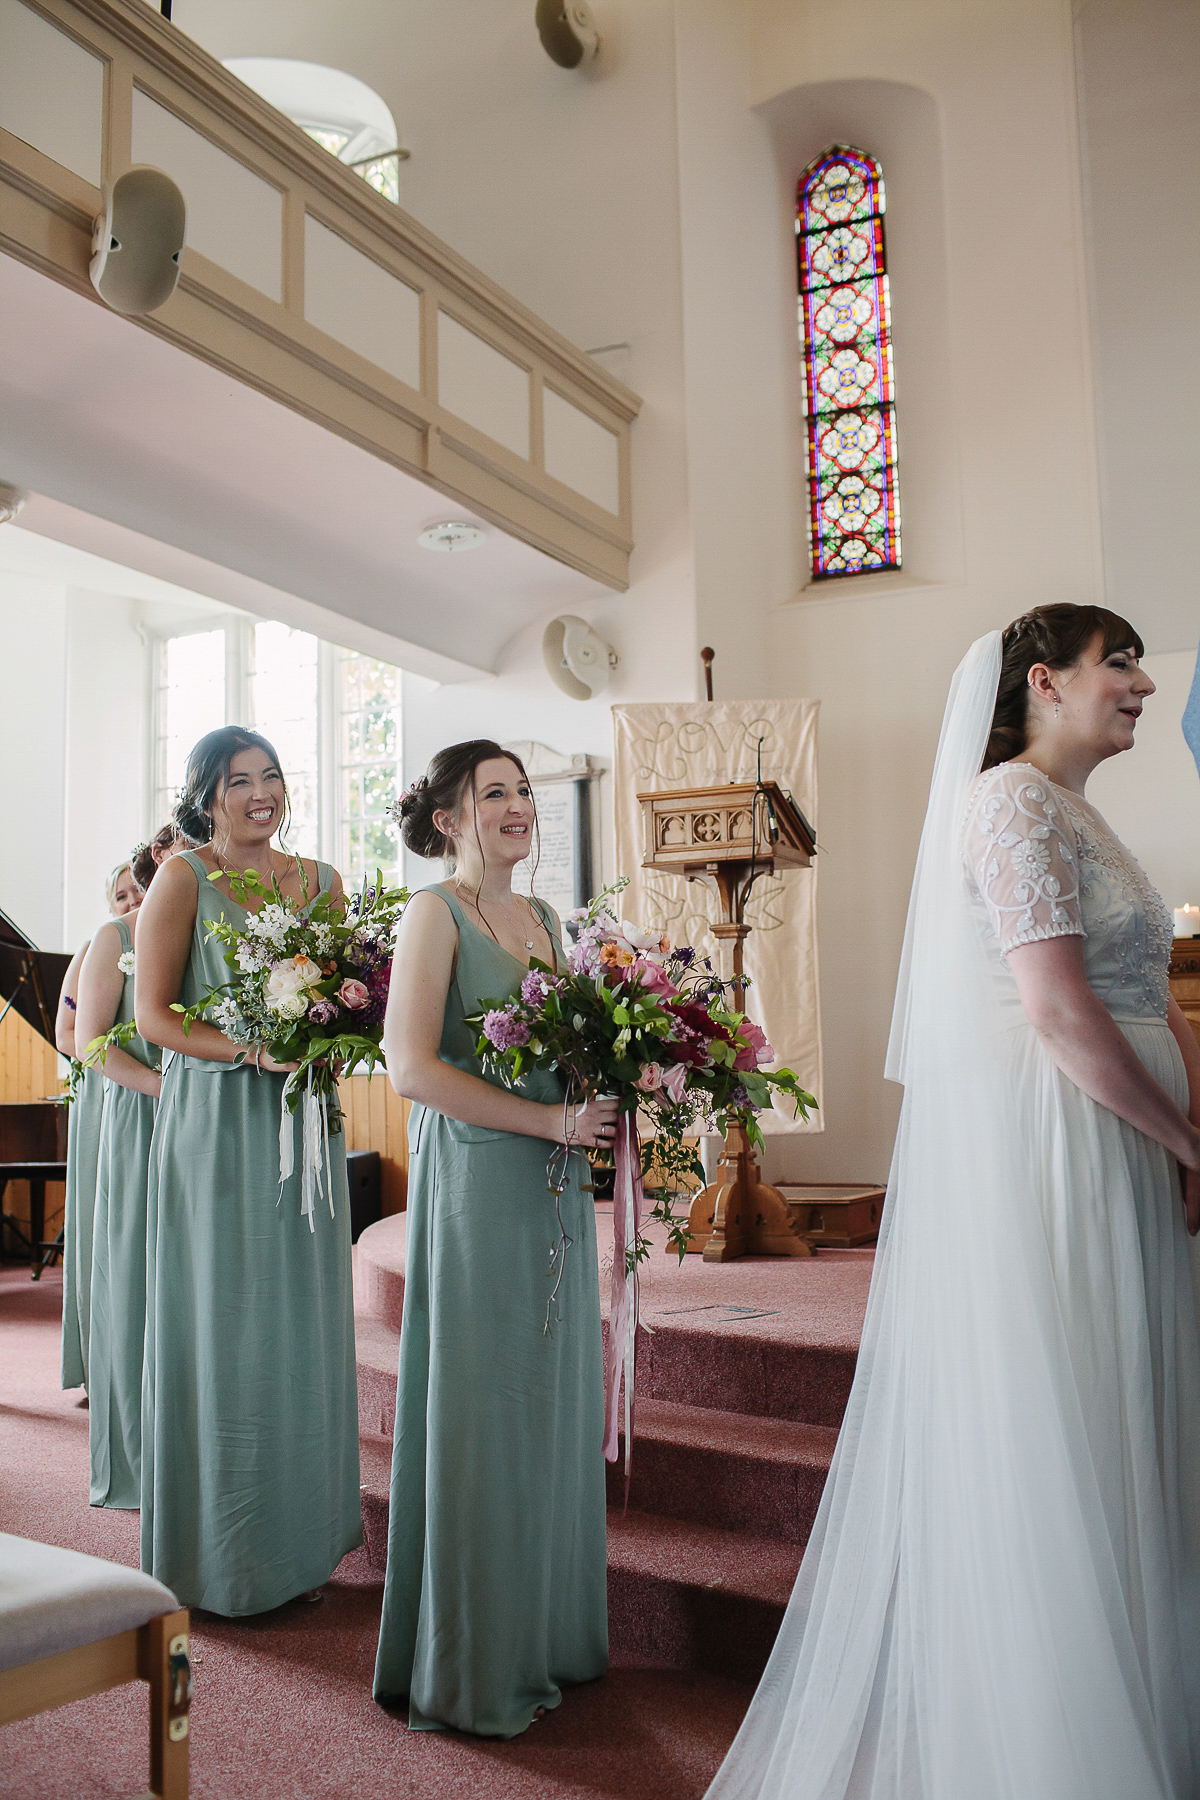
(705, 633, 1187, 1800)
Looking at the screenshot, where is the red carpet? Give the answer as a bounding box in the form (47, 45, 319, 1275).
(0, 1266, 754, 1800)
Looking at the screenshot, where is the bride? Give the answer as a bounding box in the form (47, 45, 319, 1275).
(705, 605, 1200, 1800)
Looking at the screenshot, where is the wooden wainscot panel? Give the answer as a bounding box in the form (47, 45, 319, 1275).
(1170, 938, 1200, 1050)
(338, 1073, 409, 1214)
(0, 1010, 66, 1243)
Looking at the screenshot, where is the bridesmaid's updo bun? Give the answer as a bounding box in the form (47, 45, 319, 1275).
(395, 740, 531, 860)
(173, 726, 291, 845)
(982, 603, 1144, 771)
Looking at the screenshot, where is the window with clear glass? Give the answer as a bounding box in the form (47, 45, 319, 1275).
(249, 622, 320, 858)
(151, 622, 402, 879)
(152, 628, 226, 832)
(222, 59, 404, 206)
(796, 144, 902, 578)
(337, 652, 402, 891)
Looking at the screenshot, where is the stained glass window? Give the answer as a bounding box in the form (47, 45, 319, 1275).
(796, 145, 901, 578)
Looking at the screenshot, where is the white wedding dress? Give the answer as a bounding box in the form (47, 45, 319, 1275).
(706, 636, 1200, 1800)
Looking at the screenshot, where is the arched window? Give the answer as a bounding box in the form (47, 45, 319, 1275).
(224, 59, 405, 205)
(796, 145, 901, 578)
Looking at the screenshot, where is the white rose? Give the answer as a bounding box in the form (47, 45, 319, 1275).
(264, 956, 324, 1016)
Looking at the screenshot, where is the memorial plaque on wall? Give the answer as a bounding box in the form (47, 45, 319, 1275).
(505, 742, 599, 922)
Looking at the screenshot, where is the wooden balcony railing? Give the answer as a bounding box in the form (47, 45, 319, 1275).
(0, 0, 640, 587)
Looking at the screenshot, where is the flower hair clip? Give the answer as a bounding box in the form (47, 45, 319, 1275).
(391, 774, 430, 825)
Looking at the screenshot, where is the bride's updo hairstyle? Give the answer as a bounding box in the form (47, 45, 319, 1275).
(172, 726, 291, 847)
(982, 602, 1144, 771)
(396, 739, 534, 862)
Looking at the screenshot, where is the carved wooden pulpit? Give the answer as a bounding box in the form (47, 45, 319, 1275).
(637, 780, 816, 1261)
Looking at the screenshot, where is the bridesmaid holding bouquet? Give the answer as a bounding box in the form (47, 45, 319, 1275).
(373, 740, 616, 1736)
(135, 727, 361, 1616)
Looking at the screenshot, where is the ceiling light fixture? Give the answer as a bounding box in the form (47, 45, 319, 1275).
(417, 521, 488, 553)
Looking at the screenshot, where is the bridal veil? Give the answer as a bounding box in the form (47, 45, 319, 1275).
(705, 633, 1200, 1800)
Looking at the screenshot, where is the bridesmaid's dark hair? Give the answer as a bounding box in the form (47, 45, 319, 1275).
(130, 822, 186, 890)
(173, 727, 292, 847)
(395, 740, 541, 941)
(982, 603, 1145, 771)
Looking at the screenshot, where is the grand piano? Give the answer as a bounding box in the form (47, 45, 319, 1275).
(0, 908, 71, 1275)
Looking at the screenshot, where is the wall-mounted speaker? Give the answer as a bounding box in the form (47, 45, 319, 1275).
(90, 166, 186, 317)
(543, 614, 618, 700)
(535, 0, 600, 69)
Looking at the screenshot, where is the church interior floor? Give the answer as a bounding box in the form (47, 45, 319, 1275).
(0, 1224, 873, 1799)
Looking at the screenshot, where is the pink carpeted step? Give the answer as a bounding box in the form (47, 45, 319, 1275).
(359, 1429, 393, 1574)
(605, 1398, 836, 1543)
(606, 1506, 802, 1680)
(357, 1451, 803, 1679)
(356, 1213, 406, 1332)
(355, 1308, 399, 1438)
(356, 1209, 870, 1427)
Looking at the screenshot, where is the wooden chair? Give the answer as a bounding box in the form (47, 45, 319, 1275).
(0, 1533, 190, 1798)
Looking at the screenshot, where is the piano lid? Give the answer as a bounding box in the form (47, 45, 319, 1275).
(0, 909, 72, 1049)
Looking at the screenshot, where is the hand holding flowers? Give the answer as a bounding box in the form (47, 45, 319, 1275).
(171, 864, 409, 1229)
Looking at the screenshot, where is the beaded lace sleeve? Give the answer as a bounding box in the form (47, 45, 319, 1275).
(963, 764, 1084, 955)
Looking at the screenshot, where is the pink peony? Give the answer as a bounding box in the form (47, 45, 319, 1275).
(337, 978, 371, 1011)
(734, 1019, 774, 1071)
(630, 956, 678, 999)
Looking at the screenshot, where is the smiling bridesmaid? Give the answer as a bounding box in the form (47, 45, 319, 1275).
(373, 740, 616, 1736)
(134, 726, 361, 1616)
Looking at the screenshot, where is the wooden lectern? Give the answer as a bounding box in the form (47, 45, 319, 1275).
(637, 780, 816, 1262)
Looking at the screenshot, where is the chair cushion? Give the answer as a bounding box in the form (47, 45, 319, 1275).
(0, 1534, 179, 1673)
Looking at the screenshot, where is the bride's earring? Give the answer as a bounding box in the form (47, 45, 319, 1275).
(1052, 691, 1061, 718)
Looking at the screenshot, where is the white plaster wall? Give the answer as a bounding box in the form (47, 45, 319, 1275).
(1074, 0, 1200, 652)
(731, 0, 1109, 1183)
(0, 572, 67, 949)
(1088, 648, 1200, 920)
(61, 591, 148, 952)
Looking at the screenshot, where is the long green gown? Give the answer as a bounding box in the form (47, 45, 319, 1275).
(140, 851, 362, 1616)
(62, 939, 106, 1391)
(89, 915, 159, 1509)
(373, 886, 609, 1738)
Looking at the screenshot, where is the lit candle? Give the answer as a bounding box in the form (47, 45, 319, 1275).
(1174, 905, 1200, 938)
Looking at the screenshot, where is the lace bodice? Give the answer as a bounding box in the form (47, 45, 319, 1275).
(963, 761, 1173, 1020)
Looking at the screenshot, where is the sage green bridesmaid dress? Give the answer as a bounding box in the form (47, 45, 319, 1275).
(140, 851, 362, 1616)
(62, 936, 106, 1391)
(89, 915, 159, 1509)
(373, 886, 608, 1737)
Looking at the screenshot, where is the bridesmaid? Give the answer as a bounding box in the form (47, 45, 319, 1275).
(373, 740, 616, 1737)
(75, 897, 161, 1507)
(130, 822, 189, 894)
(57, 861, 143, 1392)
(135, 726, 361, 1615)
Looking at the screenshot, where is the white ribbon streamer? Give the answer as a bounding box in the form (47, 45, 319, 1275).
(277, 1066, 336, 1233)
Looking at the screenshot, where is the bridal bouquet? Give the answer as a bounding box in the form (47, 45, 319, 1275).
(468, 879, 815, 1469)
(175, 866, 409, 1229)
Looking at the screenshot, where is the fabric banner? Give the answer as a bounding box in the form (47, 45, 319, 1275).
(611, 701, 822, 1134)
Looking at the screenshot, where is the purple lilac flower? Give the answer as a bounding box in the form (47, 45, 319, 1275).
(308, 998, 337, 1025)
(521, 969, 555, 1005)
(482, 1007, 531, 1050)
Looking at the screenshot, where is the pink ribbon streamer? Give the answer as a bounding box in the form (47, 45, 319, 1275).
(603, 1113, 643, 1488)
